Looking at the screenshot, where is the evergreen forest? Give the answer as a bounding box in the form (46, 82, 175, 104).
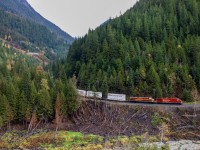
(0, 40, 78, 129)
(66, 0, 200, 101)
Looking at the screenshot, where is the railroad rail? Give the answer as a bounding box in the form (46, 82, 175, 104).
(82, 97, 200, 112)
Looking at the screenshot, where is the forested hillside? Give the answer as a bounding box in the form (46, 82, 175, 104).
(0, 8, 66, 49)
(0, 0, 75, 59)
(0, 40, 78, 129)
(66, 0, 200, 101)
(0, 0, 74, 43)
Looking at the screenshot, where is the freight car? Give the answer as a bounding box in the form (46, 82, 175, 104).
(77, 89, 103, 99)
(107, 93, 126, 101)
(77, 89, 183, 105)
(86, 91, 102, 99)
(77, 89, 87, 97)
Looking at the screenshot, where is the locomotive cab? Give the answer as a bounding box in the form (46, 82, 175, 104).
(155, 98, 183, 105)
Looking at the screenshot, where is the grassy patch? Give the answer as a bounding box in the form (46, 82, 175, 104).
(0, 130, 103, 149)
(61, 131, 103, 149)
(0, 130, 169, 149)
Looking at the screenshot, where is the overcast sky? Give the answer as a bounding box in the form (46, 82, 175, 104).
(27, 0, 137, 37)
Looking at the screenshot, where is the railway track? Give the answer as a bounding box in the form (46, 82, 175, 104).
(84, 98, 200, 110)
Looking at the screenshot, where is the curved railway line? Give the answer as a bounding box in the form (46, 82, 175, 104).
(83, 98, 200, 112)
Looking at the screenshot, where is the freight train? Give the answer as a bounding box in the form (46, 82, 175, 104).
(77, 89, 183, 105)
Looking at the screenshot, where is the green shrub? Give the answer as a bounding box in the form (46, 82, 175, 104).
(151, 113, 164, 127)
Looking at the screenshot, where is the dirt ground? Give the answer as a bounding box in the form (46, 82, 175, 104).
(61, 100, 200, 140)
(1, 100, 200, 140)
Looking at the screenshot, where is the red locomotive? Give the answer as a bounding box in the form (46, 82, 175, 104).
(155, 98, 182, 105)
(129, 97, 182, 105)
(129, 97, 154, 103)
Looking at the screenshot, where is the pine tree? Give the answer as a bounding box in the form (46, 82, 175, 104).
(55, 93, 62, 126)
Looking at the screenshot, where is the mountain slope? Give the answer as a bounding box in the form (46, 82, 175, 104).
(0, 8, 66, 50)
(0, 0, 74, 43)
(66, 0, 200, 101)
